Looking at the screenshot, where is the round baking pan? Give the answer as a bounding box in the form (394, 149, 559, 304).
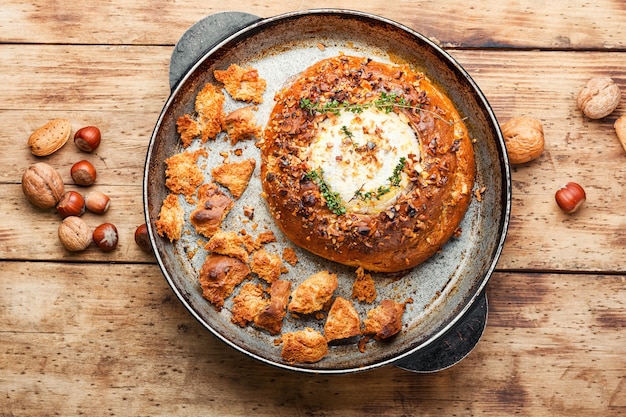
(144, 9, 511, 373)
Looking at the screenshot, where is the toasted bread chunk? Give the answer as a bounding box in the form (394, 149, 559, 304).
(205, 230, 249, 263)
(254, 280, 291, 335)
(250, 248, 286, 283)
(231, 283, 268, 327)
(164, 148, 208, 201)
(211, 158, 256, 200)
(155, 193, 184, 242)
(198, 254, 250, 309)
(288, 270, 338, 315)
(351, 266, 377, 303)
(195, 83, 226, 141)
(176, 114, 202, 147)
(282, 247, 298, 266)
(190, 183, 234, 238)
(324, 297, 361, 342)
(363, 299, 407, 340)
(214, 64, 266, 104)
(281, 327, 328, 364)
(224, 106, 262, 145)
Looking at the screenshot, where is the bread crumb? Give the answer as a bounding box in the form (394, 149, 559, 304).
(198, 254, 250, 309)
(281, 327, 328, 364)
(324, 297, 361, 342)
(214, 64, 266, 104)
(351, 266, 376, 303)
(155, 193, 184, 242)
(211, 158, 256, 200)
(288, 270, 338, 314)
(190, 183, 234, 238)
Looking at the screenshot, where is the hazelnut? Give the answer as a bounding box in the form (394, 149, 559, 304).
(555, 182, 586, 214)
(57, 191, 86, 218)
(134, 223, 152, 253)
(85, 191, 111, 214)
(93, 223, 118, 252)
(70, 160, 97, 186)
(22, 162, 65, 209)
(58, 216, 92, 252)
(74, 126, 101, 152)
(501, 116, 545, 164)
(577, 77, 621, 119)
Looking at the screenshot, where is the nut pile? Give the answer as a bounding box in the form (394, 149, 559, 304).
(21, 119, 151, 253)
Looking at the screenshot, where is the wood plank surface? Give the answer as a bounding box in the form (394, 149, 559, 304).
(1, 1, 625, 416)
(1, 263, 624, 416)
(2, 0, 626, 50)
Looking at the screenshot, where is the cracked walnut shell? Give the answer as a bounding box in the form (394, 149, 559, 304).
(501, 116, 545, 164)
(577, 77, 621, 119)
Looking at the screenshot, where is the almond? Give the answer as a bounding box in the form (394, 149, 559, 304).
(27, 118, 71, 156)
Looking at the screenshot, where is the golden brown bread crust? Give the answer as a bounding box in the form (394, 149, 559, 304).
(260, 55, 475, 272)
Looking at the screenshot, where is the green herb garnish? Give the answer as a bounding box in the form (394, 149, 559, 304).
(305, 169, 346, 216)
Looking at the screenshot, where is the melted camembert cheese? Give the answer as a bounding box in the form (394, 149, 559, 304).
(306, 108, 420, 214)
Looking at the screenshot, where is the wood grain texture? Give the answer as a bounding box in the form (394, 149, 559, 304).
(1, 1, 625, 416)
(1, 264, 624, 416)
(1, 0, 626, 49)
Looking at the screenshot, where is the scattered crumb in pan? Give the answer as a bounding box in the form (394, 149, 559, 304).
(254, 280, 292, 335)
(351, 266, 377, 304)
(288, 270, 338, 315)
(211, 157, 256, 200)
(198, 254, 250, 310)
(231, 282, 268, 327)
(363, 298, 413, 340)
(176, 114, 201, 148)
(324, 297, 361, 342)
(204, 229, 249, 263)
(195, 82, 226, 141)
(190, 183, 234, 238)
(164, 147, 208, 202)
(155, 193, 185, 242)
(282, 247, 298, 266)
(250, 247, 287, 283)
(280, 327, 328, 364)
(224, 106, 262, 145)
(214, 64, 267, 104)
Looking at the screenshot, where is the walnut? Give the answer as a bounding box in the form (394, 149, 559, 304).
(577, 77, 621, 119)
(22, 162, 65, 209)
(501, 116, 545, 164)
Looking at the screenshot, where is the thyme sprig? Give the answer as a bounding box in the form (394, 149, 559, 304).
(304, 169, 346, 216)
(300, 92, 455, 125)
(352, 157, 407, 202)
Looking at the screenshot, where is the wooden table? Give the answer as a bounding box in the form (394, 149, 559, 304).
(2, 1, 625, 415)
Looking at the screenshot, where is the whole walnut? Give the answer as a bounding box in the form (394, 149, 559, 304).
(22, 162, 65, 208)
(577, 77, 621, 119)
(501, 116, 545, 164)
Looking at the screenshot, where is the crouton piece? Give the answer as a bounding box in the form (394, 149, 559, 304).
(224, 106, 262, 145)
(231, 283, 268, 327)
(164, 147, 208, 201)
(155, 193, 184, 242)
(176, 114, 201, 148)
(205, 230, 249, 263)
(190, 183, 234, 238)
(198, 254, 250, 310)
(324, 297, 361, 342)
(288, 270, 338, 315)
(256, 230, 276, 245)
(195, 83, 226, 141)
(211, 158, 256, 200)
(352, 266, 377, 304)
(250, 248, 286, 283)
(282, 247, 298, 266)
(281, 327, 328, 364)
(363, 299, 408, 340)
(254, 280, 291, 335)
(214, 64, 266, 104)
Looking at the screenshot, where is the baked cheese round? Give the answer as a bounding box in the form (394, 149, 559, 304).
(260, 55, 475, 273)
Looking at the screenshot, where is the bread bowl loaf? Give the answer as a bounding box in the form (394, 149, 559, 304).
(259, 55, 475, 273)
